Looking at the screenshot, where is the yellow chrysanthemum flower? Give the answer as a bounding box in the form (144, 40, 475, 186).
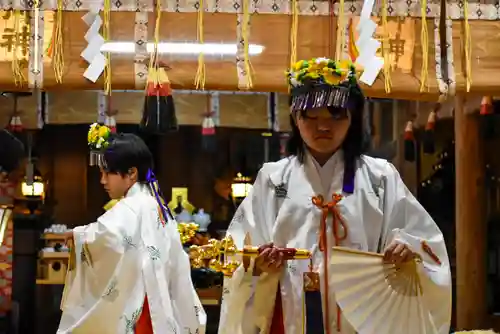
(98, 126, 110, 139)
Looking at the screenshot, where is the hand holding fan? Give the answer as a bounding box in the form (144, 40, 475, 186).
(330, 246, 438, 334)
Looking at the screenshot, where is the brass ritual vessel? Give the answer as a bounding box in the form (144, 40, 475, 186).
(188, 235, 313, 277)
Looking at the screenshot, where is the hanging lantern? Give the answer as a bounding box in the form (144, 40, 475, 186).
(21, 167, 44, 198)
(231, 173, 252, 199)
(404, 120, 416, 162)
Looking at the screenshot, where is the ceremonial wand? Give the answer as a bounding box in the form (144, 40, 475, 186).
(189, 235, 312, 276)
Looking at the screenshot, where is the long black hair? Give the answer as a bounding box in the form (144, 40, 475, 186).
(286, 85, 370, 173)
(103, 133, 154, 183)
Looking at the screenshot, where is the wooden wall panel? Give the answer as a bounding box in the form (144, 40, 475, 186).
(47, 91, 98, 124)
(277, 93, 291, 132)
(0, 94, 38, 129)
(219, 94, 268, 128)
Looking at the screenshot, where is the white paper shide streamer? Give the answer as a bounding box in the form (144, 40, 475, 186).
(81, 7, 105, 83)
(355, 0, 383, 86)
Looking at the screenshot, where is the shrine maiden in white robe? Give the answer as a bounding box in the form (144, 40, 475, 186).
(219, 151, 451, 334)
(58, 183, 206, 334)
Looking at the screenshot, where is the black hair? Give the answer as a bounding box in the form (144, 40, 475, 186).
(103, 133, 154, 183)
(0, 129, 25, 173)
(286, 85, 370, 172)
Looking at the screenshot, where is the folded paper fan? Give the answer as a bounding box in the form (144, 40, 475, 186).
(330, 247, 438, 334)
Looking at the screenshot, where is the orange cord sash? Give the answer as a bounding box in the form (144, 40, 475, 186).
(312, 193, 348, 334)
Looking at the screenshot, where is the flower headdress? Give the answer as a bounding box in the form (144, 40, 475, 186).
(286, 57, 363, 112)
(87, 123, 112, 167)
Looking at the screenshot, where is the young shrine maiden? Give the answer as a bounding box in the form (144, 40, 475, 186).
(58, 129, 206, 334)
(218, 58, 451, 334)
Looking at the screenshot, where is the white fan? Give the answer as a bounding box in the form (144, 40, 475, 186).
(330, 246, 438, 334)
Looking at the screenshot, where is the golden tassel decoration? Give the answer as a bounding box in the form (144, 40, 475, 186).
(12, 10, 25, 86)
(381, 0, 392, 93)
(33, 0, 40, 77)
(290, 0, 299, 68)
(335, 0, 346, 62)
(241, 0, 253, 89)
(52, 0, 64, 83)
(103, 0, 112, 95)
(463, 0, 472, 92)
(420, 0, 429, 92)
(194, 0, 206, 90)
(147, 0, 164, 87)
(289, 0, 298, 93)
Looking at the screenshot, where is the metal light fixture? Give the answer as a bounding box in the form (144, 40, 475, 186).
(21, 173, 44, 197)
(231, 173, 252, 199)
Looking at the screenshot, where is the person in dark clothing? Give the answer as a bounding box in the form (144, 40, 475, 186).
(206, 169, 237, 238)
(0, 129, 25, 183)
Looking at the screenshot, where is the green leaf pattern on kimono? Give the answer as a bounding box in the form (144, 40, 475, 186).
(101, 277, 119, 302)
(122, 235, 137, 251)
(166, 319, 178, 333)
(146, 245, 161, 261)
(80, 244, 93, 267)
(123, 306, 143, 334)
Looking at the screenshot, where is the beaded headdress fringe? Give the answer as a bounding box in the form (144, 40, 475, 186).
(89, 151, 107, 168)
(291, 86, 351, 112)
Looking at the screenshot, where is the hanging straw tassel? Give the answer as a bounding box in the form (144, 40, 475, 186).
(480, 96, 495, 139)
(103, 0, 112, 95)
(463, 0, 472, 92)
(420, 0, 429, 92)
(141, 0, 178, 134)
(12, 10, 26, 87)
(404, 120, 416, 162)
(423, 104, 440, 154)
(241, 0, 253, 90)
(8, 114, 23, 133)
(381, 0, 392, 93)
(105, 96, 117, 133)
(201, 95, 216, 152)
(194, 0, 206, 90)
(48, 0, 64, 84)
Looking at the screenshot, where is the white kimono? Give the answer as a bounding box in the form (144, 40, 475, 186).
(58, 183, 206, 334)
(219, 151, 451, 334)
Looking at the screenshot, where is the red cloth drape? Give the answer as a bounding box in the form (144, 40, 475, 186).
(135, 296, 153, 334)
(269, 284, 285, 334)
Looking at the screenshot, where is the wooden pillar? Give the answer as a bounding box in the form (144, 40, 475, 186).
(454, 95, 487, 330)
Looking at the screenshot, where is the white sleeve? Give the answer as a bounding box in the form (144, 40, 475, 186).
(381, 162, 452, 334)
(167, 220, 207, 333)
(218, 167, 277, 334)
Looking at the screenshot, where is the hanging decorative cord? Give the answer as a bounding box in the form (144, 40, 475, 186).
(103, 0, 112, 95)
(335, 0, 346, 62)
(241, 0, 253, 89)
(463, 0, 472, 92)
(290, 0, 299, 68)
(33, 0, 40, 78)
(12, 10, 25, 86)
(381, 0, 392, 93)
(194, 0, 206, 90)
(419, 0, 429, 92)
(51, 0, 64, 83)
(147, 0, 163, 88)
